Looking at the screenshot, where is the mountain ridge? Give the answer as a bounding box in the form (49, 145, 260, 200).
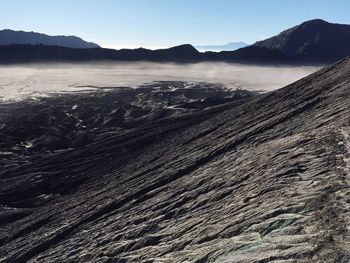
(0, 43, 302, 64)
(0, 29, 100, 49)
(2, 19, 350, 64)
(254, 19, 350, 61)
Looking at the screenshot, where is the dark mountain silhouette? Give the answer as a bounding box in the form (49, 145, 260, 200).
(195, 42, 248, 51)
(202, 45, 288, 62)
(0, 44, 202, 62)
(0, 29, 100, 49)
(0, 44, 289, 64)
(254, 19, 350, 61)
(2, 19, 350, 64)
(1, 55, 349, 262)
(116, 44, 202, 61)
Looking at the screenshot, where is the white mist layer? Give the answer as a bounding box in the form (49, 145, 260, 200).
(0, 62, 321, 101)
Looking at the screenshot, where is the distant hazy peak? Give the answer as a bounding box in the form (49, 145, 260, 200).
(196, 42, 248, 51)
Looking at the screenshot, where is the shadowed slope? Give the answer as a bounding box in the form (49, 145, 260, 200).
(0, 58, 350, 262)
(254, 19, 350, 62)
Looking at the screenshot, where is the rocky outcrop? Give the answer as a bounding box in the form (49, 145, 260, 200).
(0, 57, 350, 262)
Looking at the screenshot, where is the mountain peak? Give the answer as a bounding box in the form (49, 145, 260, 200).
(302, 18, 329, 25)
(169, 44, 198, 51)
(253, 19, 350, 62)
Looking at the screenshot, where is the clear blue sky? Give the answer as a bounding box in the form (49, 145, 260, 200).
(2, 0, 350, 49)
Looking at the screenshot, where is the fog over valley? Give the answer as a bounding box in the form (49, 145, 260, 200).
(0, 62, 320, 101)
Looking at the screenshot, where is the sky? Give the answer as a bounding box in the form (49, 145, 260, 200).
(2, 0, 350, 49)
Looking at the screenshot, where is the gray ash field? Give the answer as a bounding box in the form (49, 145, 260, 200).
(0, 81, 254, 162)
(0, 62, 319, 100)
(0, 58, 350, 262)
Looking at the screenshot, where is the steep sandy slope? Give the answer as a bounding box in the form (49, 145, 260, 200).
(0, 58, 350, 262)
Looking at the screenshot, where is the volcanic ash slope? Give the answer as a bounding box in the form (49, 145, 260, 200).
(1, 58, 350, 262)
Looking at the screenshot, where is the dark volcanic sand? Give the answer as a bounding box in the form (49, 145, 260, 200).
(0, 59, 349, 262)
(0, 81, 255, 167)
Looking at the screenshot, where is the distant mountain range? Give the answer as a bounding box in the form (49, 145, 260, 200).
(0, 29, 100, 49)
(195, 42, 248, 51)
(1, 19, 350, 64)
(0, 44, 201, 62)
